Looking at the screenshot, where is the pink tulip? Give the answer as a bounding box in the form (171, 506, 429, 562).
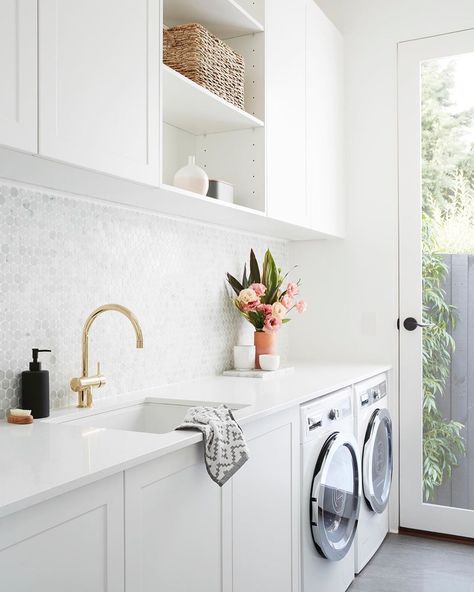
(250, 283, 266, 297)
(263, 315, 282, 334)
(296, 300, 307, 314)
(281, 294, 293, 309)
(286, 282, 299, 297)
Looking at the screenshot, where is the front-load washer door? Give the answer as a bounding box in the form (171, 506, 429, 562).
(310, 432, 361, 561)
(362, 408, 393, 513)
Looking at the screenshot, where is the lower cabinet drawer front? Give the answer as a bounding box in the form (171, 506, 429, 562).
(0, 474, 124, 592)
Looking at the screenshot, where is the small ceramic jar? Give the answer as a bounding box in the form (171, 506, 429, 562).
(233, 345, 256, 370)
(259, 354, 280, 371)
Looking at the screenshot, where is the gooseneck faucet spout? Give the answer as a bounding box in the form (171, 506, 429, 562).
(70, 304, 144, 408)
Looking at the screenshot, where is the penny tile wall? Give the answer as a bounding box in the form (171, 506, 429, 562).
(0, 181, 288, 416)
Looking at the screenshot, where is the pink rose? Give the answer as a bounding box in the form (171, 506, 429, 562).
(242, 299, 259, 312)
(296, 300, 307, 314)
(250, 283, 266, 297)
(263, 315, 282, 334)
(286, 282, 299, 297)
(281, 294, 293, 309)
(257, 303, 273, 316)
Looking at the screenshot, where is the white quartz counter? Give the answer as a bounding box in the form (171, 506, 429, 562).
(0, 362, 390, 519)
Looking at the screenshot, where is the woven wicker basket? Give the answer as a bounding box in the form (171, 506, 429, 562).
(164, 23, 245, 110)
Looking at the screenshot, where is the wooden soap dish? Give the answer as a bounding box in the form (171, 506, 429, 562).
(7, 414, 33, 425)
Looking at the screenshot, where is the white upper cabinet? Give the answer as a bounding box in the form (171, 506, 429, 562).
(0, 0, 345, 239)
(306, 0, 345, 236)
(265, 0, 307, 226)
(0, 0, 37, 153)
(265, 0, 344, 235)
(38, 0, 160, 185)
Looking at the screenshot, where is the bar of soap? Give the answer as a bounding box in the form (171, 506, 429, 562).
(10, 408, 32, 417)
(8, 414, 33, 425)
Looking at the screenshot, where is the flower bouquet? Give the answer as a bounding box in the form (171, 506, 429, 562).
(227, 249, 307, 368)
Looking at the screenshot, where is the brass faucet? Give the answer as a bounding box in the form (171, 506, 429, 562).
(70, 304, 144, 408)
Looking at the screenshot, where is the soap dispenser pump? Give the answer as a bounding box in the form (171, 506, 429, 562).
(21, 349, 51, 418)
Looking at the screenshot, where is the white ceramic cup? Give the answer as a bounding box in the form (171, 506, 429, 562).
(233, 345, 255, 370)
(259, 354, 280, 371)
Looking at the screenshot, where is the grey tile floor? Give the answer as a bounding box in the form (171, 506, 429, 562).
(349, 534, 474, 591)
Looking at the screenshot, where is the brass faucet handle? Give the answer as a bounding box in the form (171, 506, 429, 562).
(70, 367, 107, 393)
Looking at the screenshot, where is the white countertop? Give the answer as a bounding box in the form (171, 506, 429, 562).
(0, 362, 390, 519)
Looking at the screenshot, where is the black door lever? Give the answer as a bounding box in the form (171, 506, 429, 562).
(398, 317, 434, 331)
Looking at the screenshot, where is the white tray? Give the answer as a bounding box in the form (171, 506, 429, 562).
(222, 367, 294, 380)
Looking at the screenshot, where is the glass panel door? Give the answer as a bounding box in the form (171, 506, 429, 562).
(399, 29, 474, 537)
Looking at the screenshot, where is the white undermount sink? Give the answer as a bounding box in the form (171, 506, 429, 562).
(54, 399, 247, 435)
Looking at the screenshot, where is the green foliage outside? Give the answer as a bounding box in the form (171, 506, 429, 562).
(421, 59, 474, 500)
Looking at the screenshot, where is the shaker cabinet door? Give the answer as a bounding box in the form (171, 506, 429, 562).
(306, 0, 345, 236)
(0, 0, 37, 153)
(0, 474, 124, 592)
(265, 0, 307, 226)
(229, 408, 300, 592)
(125, 443, 223, 592)
(38, 0, 160, 184)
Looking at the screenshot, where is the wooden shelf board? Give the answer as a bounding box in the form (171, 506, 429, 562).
(163, 0, 263, 39)
(162, 65, 264, 135)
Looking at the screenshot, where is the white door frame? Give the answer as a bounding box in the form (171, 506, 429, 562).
(399, 28, 474, 538)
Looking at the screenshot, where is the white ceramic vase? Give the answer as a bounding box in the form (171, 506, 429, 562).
(173, 156, 209, 195)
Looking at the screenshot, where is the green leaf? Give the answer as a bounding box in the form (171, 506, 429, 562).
(226, 273, 243, 296)
(262, 249, 280, 303)
(249, 249, 261, 284)
(248, 310, 265, 330)
(242, 263, 248, 289)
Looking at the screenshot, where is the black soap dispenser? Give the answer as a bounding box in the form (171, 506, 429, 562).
(21, 349, 52, 418)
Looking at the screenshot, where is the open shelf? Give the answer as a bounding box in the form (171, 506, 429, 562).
(156, 184, 334, 240)
(162, 65, 264, 135)
(0, 146, 338, 241)
(163, 0, 263, 39)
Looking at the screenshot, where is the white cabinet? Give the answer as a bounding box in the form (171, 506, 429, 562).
(125, 408, 300, 592)
(125, 443, 222, 592)
(0, 0, 37, 153)
(0, 407, 300, 591)
(306, 0, 345, 236)
(38, 0, 160, 184)
(265, 0, 307, 226)
(265, 0, 344, 235)
(229, 408, 300, 592)
(0, 474, 124, 592)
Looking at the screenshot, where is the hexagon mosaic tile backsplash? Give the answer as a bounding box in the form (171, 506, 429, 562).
(0, 181, 289, 417)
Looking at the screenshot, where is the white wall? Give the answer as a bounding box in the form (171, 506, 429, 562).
(291, 0, 474, 530)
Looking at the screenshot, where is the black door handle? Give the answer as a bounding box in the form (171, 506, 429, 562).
(401, 317, 434, 331)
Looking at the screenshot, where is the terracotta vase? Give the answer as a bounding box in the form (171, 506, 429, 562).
(254, 331, 278, 369)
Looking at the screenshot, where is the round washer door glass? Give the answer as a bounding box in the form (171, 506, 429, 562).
(310, 433, 361, 561)
(363, 408, 393, 513)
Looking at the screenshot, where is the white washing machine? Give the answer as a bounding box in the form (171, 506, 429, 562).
(301, 387, 361, 592)
(353, 374, 393, 574)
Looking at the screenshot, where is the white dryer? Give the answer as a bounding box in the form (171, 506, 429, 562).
(353, 374, 393, 574)
(301, 387, 361, 592)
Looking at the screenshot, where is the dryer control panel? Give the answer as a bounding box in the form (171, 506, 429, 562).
(359, 379, 387, 409)
(301, 387, 353, 442)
